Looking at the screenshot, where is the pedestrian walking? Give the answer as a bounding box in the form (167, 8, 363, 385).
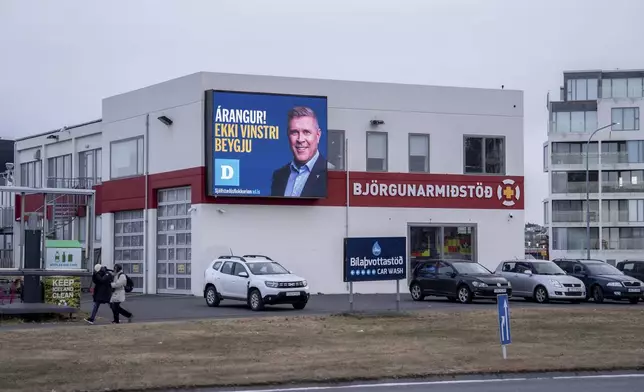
(84, 264, 113, 324)
(110, 263, 133, 323)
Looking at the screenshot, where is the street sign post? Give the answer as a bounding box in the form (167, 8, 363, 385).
(496, 293, 511, 359)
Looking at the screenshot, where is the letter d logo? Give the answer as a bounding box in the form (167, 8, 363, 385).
(214, 159, 240, 186)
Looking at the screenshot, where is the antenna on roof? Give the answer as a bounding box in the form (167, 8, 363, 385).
(229, 247, 233, 256)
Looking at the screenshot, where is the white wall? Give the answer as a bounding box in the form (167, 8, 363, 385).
(190, 204, 524, 296)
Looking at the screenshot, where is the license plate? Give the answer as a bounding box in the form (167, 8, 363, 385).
(286, 292, 301, 296)
(628, 288, 641, 293)
(568, 287, 583, 292)
(494, 288, 506, 293)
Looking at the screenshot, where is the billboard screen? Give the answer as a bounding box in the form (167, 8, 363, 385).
(205, 90, 328, 198)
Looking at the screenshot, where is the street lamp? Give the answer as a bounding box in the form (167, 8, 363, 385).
(585, 122, 619, 259)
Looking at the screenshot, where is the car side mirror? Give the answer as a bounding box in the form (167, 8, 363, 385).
(450, 272, 457, 278)
(238, 271, 249, 278)
(524, 270, 533, 276)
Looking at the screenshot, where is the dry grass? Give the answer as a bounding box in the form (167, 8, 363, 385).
(1, 308, 643, 392)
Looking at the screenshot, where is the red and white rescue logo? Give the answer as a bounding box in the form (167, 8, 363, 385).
(497, 179, 521, 207)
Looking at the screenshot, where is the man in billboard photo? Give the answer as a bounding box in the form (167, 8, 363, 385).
(270, 106, 327, 197)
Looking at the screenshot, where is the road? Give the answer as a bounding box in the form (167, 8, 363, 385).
(196, 373, 644, 392)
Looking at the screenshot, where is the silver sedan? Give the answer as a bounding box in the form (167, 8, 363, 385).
(494, 260, 586, 303)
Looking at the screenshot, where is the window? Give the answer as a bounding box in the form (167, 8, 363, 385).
(602, 78, 644, 99)
(366, 132, 387, 171)
(543, 145, 548, 171)
(95, 215, 102, 242)
(567, 78, 598, 101)
(464, 136, 505, 174)
(232, 262, 247, 276)
(552, 171, 598, 193)
(552, 227, 599, 250)
(408, 134, 429, 173)
(602, 200, 630, 223)
(602, 227, 644, 250)
(437, 262, 453, 275)
(19, 161, 42, 187)
(110, 137, 144, 178)
(220, 261, 233, 275)
(543, 201, 549, 224)
(79, 148, 102, 186)
(622, 262, 635, 272)
(213, 261, 222, 270)
(601, 141, 644, 164)
(602, 170, 644, 192)
(327, 130, 345, 171)
(47, 154, 72, 188)
(612, 108, 640, 131)
(551, 142, 598, 165)
(114, 210, 144, 291)
(552, 111, 597, 133)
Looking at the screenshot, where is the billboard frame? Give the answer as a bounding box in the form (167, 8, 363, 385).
(204, 89, 329, 199)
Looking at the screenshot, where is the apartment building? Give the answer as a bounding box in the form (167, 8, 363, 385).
(544, 70, 644, 263)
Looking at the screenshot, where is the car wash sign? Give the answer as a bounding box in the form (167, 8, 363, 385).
(343, 237, 407, 282)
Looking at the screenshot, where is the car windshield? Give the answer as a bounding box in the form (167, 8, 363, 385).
(452, 262, 491, 275)
(246, 261, 289, 275)
(531, 262, 566, 276)
(586, 263, 622, 275)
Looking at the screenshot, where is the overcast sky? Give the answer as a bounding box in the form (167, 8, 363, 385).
(2, 0, 644, 223)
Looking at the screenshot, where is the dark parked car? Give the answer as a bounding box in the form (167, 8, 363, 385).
(409, 260, 512, 304)
(616, 260, 644, 299)
(552, 258, 643, 304)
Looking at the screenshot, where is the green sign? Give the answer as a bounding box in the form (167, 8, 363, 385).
(43, 276, 81, 308)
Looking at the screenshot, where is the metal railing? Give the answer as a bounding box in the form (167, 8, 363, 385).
(553, 239, 600, 250)
(0, 250, 14, 268)
(46, 177, 101, 189)
(602, 238, 644, 250)
(553, 182, 599, 194)
(552, 210, 599, 222)
(551, 153, 599, 165)
(602, 183, 644, 193)
(601, 152, 631, 164)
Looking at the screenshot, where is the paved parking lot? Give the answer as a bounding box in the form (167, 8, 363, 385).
(76, 292, 641, 324)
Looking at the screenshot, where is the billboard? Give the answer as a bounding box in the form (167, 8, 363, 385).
(205, 90, 328, 198)
(343, 237, 407, 282)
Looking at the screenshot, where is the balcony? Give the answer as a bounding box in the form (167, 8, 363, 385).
(553, 182, 599, 194)
(551, 153, 599, 166)
(47, 177, 101, 189)
(553, 239, 600, 251)
(602, 182, 644, 193)
(602, 238, 644, 250)
(552, 211, 599, 223)
(601, 152, 631, 165)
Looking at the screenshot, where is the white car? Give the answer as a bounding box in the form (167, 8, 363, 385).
(495, 259, 586, 303)
(203, 254, 310, 311)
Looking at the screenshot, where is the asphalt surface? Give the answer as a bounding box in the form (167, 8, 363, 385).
(186, 373, 644, 392)
(1, 292, 641, 329)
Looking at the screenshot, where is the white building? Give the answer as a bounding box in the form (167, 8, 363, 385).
(544, 70, 644, 264)
(11, 72, 525, 296)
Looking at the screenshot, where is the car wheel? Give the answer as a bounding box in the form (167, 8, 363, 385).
(629, 297, 639, 304)
(292, 301, 307, 310)
(205, 285, 220, 307)
(248, 289, 265, 311)
(592, 285, 604, 303)
(457, 285, 472, 304)
(410, 283, 425, 301)
(534, 286, 549, 304)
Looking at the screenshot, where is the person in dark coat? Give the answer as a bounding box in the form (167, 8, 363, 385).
(84, 264, 113, 324)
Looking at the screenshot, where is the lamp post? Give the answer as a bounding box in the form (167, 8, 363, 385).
(585, 122, 619, 259)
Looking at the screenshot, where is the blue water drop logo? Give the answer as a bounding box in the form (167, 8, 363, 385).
(372, 241, 382, 257)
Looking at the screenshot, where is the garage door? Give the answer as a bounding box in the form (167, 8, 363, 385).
(156, 187, 192, 295)
(114, 210, 145, 293)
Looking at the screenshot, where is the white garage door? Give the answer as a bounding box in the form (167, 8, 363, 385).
(156, 187, 192, 295)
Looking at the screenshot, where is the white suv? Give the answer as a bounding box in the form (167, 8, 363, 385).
(203, 255, 310, 311)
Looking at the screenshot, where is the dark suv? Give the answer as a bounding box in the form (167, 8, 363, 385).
(409, 259, 512, 304)
(616, 260, 644, 299)
(552, 258, 643, 304)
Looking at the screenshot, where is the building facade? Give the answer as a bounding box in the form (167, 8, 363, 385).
(11, 72, 525, 296)
(544, 70, 644, 264)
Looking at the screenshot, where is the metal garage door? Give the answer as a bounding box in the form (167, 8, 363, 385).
(156, 187, 192, 295)
(114, 210, 145, 293)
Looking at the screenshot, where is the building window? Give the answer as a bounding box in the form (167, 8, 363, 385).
(110, 137, 144, 178)
(95, 215, 102, 242)
(366, 132, 387, 172)
(602, 170, 644, 192)
(602, 227, 644, 250)
(19, 161, 42, 188)
(47, 154, 72, 188)
(327, 130, 345, 171)
(552, 111, 597, 133)
(567, 78, 598, 101)
(114, 210, 144, 291)
(602, 78, 644, 99)
(552, 200, 599, 222)
(543, 201, 549, 224)
(79, 148, 102, 187)
(551, 171, 599, 193)
(464, 136, 505, 174)
(408, 134, 429, 173)
(552, 227, 599, 250)
(612, 108, 640, 131)
(543, 144, 548, 171)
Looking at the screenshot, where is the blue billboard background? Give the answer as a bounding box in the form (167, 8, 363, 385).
(343, 237, 407, 282)
(210, 90, 328, 198)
